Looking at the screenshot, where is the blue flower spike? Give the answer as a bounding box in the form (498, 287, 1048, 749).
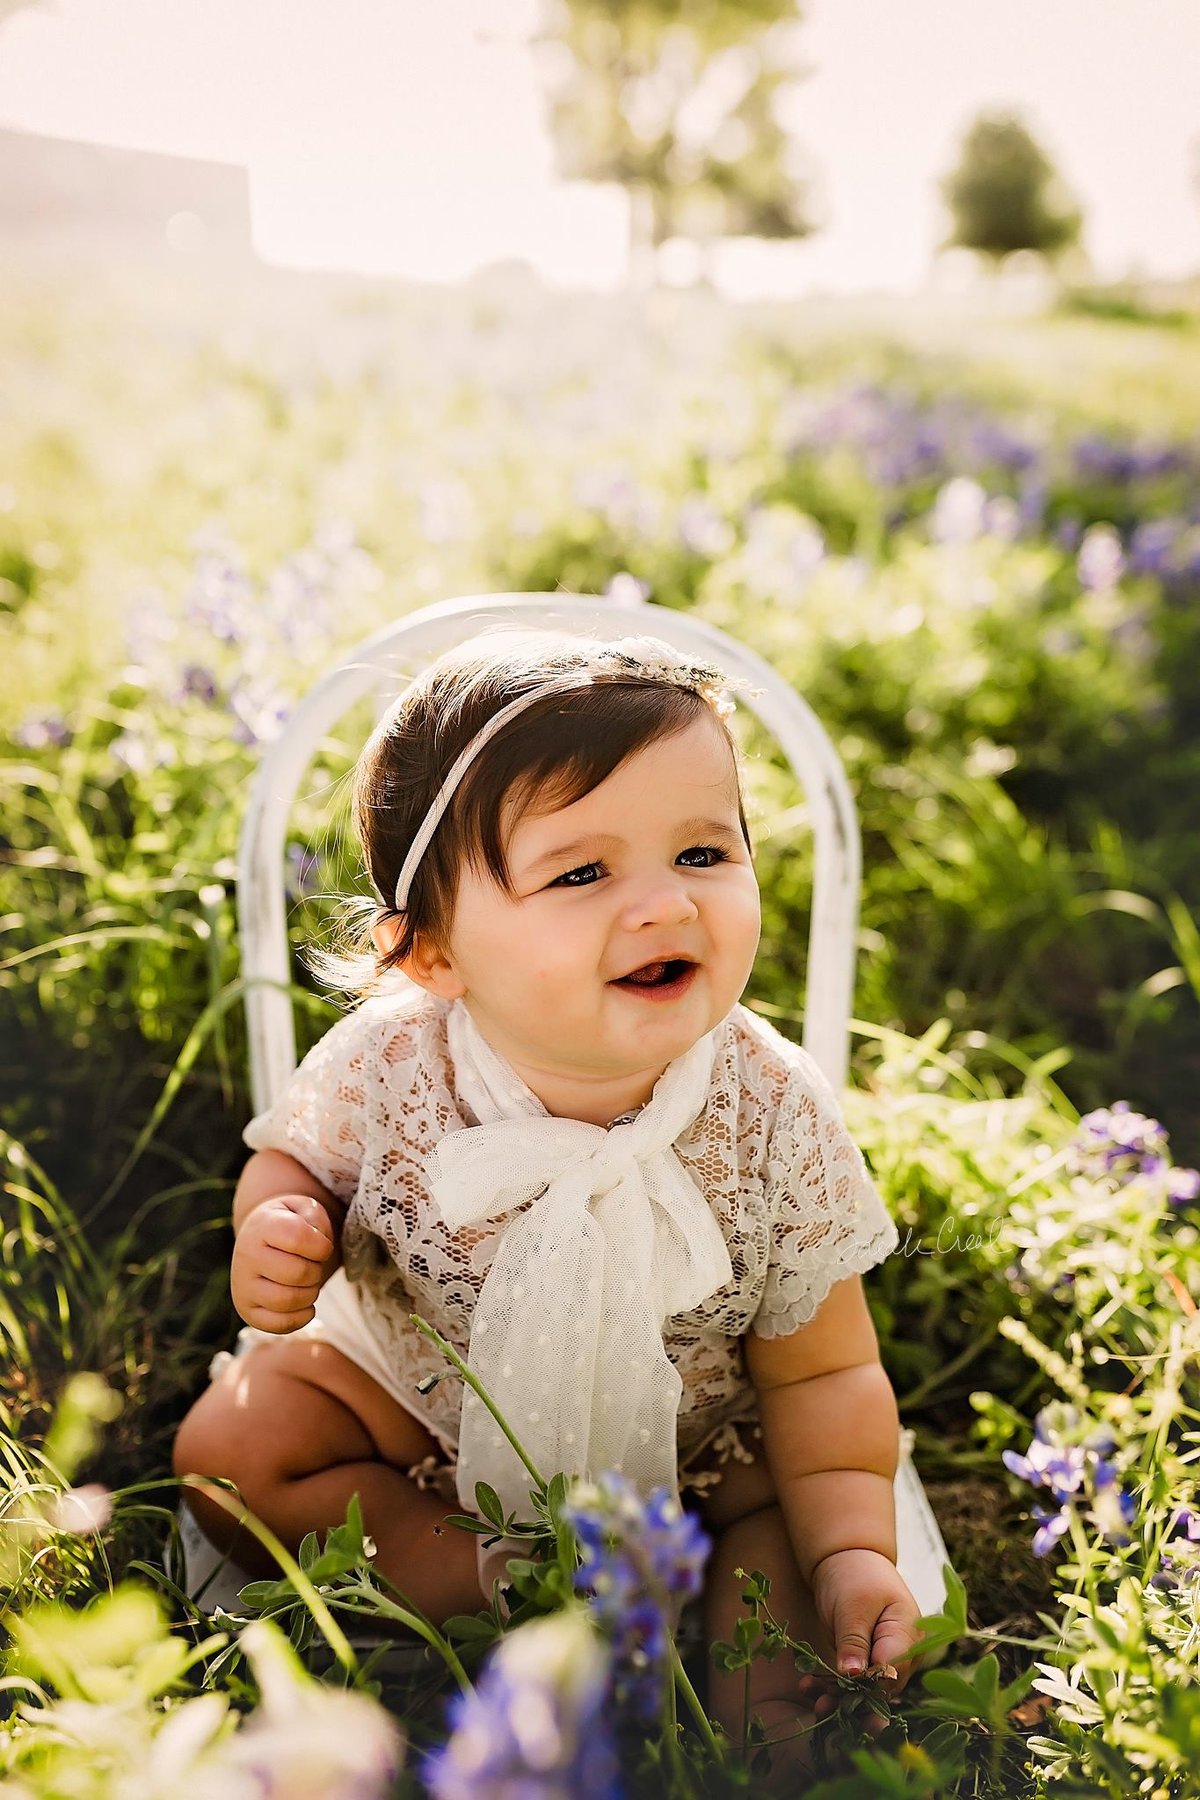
(423, 1609, 620, 1800)
(1069, 1102, 1199, 1206)
(1003, 1404, 1138, 1558)
(563, 1471, 711, 1723)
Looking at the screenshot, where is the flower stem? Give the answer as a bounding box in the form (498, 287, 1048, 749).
(332, 1586, 473, 1696)
(672, 1645, 723, 1761)
(410, 1313, 546, 1493)
(181, 1477, 357, 1675)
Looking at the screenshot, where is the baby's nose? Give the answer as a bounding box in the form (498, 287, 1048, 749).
(620, 873, 699, 931)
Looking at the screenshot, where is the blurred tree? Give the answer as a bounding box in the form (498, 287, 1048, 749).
(532, 0, 818, 285)
(941, 112, 1083, 268)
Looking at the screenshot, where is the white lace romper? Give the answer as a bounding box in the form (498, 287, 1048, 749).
(233, 987, 907, 1481)
(228, 988, 952, 1612)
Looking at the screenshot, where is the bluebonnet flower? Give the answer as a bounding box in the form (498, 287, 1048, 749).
(967, 418, 1039, 474)
(178, 662, 221, 705)
(1068, 1102, 1199, 1207)
(1149, 1506, 1200, 1592)
(228, 674, 291, 747)
(1015, 477, 1048, 535)
(423, 1610, 619, 1800)
(1003, 1405, 1137, 1558)
(184, 542, 253, 646)
(285, 843, 321, 902)
(13, 713, 73, 750)
(1168, 1166, 1200, 1206)
(1170, 1505, 1200, 1543)
(1128, 518, 1183, 580)
(564, 1472, 710, 1723)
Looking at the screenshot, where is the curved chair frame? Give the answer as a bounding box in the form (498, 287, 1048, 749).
(236, 592, 860, 1114)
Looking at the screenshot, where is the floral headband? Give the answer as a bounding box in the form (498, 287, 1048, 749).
(389, 633, 750, 914)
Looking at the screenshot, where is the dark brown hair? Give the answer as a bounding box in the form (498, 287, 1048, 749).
(309, 627, 753, 1000)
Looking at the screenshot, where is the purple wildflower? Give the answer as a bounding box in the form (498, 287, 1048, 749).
(178, 662, 221, 705)
(1149, 1507, 1200, 1591)
(1169, 1506, 1200, 1544)
(564, 1472, 709, 1723)
(423, 1611, 619, 1800)
(1070, 1102, 1171, 1185)
(1089, 1459, 1137, 1546)
(13, 713, 72, 750)
(1015, 478, 1048, 534)
(1003, 1405, 1138, 1559)
(285, 842, 321, 901)
(1128, 518, 1183, 580)
(1168, 1166, 1200, 1207)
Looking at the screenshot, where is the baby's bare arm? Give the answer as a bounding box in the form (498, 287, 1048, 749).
(746, 1274, 899, 1580)
(231, 1150, 349, 1332)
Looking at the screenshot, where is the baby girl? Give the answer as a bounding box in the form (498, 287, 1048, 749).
(173, 625, 926, 1776)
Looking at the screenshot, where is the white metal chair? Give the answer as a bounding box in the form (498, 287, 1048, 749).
(179, 590, 952, 1632)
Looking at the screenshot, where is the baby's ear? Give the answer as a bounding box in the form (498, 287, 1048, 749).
(376, 917, 465, 1000)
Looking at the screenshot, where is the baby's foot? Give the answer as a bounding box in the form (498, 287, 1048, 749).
(752, 1671, 893, 1792)
(749, 1695, 830, 1792)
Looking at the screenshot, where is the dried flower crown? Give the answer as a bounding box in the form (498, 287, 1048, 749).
(388, 633, 752, 914)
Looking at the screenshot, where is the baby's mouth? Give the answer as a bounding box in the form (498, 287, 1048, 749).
(611, 958, 697, 992)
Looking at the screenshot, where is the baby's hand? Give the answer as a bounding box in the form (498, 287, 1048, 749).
(809, 1547, 926, 1694)
(231, 1194, 338, 1332)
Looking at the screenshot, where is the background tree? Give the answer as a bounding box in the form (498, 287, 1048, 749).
(532, 0, 818, 285)
(941, 111, 1083, 269)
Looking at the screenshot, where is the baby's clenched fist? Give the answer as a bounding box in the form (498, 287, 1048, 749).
(231, 1194, 338, 1332)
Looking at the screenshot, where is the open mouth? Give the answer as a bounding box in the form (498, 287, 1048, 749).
(611, 958, 698, 1000)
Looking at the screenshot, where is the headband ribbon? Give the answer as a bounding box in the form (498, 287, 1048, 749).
(390, 636, 739, 914)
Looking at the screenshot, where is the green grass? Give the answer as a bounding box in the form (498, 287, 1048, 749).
(2, 253, 1199, 1796)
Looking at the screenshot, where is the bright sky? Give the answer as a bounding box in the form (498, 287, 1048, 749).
(0, 0, 1197, 293)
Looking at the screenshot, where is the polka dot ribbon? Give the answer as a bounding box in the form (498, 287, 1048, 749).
(425, 1001, 732, 1526)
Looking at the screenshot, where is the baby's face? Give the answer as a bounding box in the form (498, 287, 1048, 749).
(418, 711, 761, 1112)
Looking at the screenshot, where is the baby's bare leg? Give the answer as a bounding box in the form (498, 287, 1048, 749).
(696, 1454, 839, 1786)
(172, 1336, 485, 1622)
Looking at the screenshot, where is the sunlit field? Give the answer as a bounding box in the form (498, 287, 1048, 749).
(3, 249, 1200, 1796)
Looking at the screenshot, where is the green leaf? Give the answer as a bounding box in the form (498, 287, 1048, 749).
(443, 1614, 503, 1644)
(999, 1665, 1038, 1709)
(545, 1471, 569, 1529)
(442, 1513, 496, 1535)
(974, 1652, 999, 1708)
(474, 1481, 506, 1530)
(922, 1668, 990, 1718)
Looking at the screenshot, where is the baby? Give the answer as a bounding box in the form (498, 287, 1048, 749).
(174, 625, 926, 1775)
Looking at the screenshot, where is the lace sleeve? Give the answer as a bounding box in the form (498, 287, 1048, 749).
(751, 1046, 898, 1339)
(241, 1007, 374, 1203)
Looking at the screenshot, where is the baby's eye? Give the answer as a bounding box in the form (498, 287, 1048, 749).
(551, 861, 607, 888)
(550, 845, 729, 888)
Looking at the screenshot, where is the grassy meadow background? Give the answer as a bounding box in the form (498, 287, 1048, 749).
(3, 248, 1200, 1794)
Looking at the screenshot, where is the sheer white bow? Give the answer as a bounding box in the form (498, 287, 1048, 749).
(425, 1002, 734, 1526)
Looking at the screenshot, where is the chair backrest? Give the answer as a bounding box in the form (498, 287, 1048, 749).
(236, 592, 861, 1115)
